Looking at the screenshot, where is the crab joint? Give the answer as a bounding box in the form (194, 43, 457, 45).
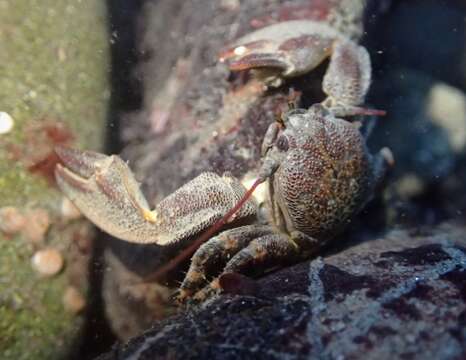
(142, 209, 159, 223)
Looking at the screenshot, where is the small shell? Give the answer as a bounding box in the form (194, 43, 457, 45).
(0, 112, 14, 134)
(31, 248, 64, 276)
(23, 208, 51, 243)
(0, 207, 26, 235)
(63, 286, 86, 314)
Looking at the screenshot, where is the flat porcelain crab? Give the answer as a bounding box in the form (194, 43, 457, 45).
(55, 103, 392, 301)
(219, 0, 383, 118)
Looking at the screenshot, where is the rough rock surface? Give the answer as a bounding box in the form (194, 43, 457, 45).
(97, 222, 466, 359)
(102, 0, 395, 340)
(94, 0, 466, 347)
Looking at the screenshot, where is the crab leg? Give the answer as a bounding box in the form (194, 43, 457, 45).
(191, 232, 304, 301)
(55, 146, 257, 245)
(322, 41, 385, 117)
(177, 225, 275, 300)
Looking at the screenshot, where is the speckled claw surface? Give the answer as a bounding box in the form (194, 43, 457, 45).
(219, 20, 339, 87)
(220, 8, 382, 117)
(55, 146, 257, 246)
(55, 146, 162, 244)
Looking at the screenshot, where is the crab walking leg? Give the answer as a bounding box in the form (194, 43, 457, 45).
(221, 234, 302, 274)
(178, 225, 275, 299)
(322, 41, 385, 117)
(192, 233, 305, 301)
(55, 146, 257, 245)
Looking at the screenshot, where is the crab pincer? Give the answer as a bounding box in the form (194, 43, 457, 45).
(55, 146, 257, 247)
(219, 19, 385, 117)
(55, 146, 162, 243)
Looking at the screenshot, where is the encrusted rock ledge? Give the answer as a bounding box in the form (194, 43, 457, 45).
(97, 222, 466, 360)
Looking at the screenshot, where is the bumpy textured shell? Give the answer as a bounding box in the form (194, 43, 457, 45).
(273, 114, 371, 240)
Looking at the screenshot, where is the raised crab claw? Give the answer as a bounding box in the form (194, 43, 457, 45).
(219, 17, 384, 118)
(54, 146, 257, 246)
(55, 103, 393, 302)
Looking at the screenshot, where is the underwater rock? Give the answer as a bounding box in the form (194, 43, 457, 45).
(103, 0, 331, 340)
(96, 0, 466, 347)
(96, 222, 466, 360)
(102, 250, 177, 341)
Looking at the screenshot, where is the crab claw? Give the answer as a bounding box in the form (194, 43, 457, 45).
(55, 146, 160, 244)
(219, 20, 338, 86)
(219, 39, 289, 71)
(55, 147, 257, 246)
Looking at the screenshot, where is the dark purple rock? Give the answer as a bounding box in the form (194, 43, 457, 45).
(96, 223, 466, 360)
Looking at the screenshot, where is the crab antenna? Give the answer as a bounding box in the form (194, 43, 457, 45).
(350, 107, 387, 117)
(146, 177, 265, 282)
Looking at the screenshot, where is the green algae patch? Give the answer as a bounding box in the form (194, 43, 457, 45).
(0, 0, 109, 358)
(0, 235, 76, 360)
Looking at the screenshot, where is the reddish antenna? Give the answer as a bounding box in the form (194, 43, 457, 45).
(146, 177, 265, 282)
(352, 107, 387, 117)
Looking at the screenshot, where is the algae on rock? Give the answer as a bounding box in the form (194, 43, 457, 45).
(0, 1, 109, 358)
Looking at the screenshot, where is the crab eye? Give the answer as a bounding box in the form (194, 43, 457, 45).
(275, 135, 289, 152)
